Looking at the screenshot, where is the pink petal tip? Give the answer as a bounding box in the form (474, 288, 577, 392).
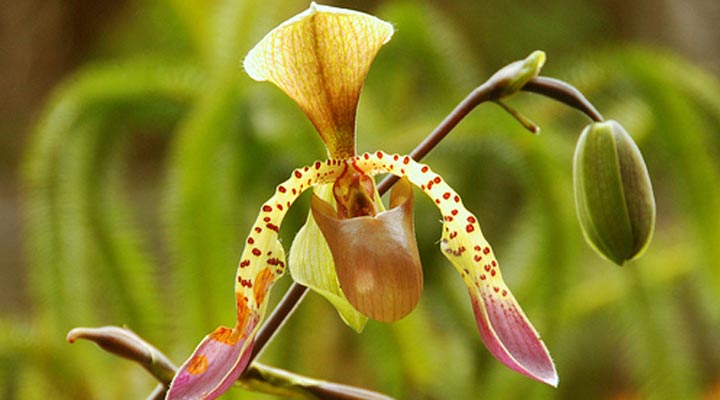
(471, 291, 558, 387)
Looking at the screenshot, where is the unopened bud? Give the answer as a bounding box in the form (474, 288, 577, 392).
(573, 120, 656, 265)
(489, 50, 546, 98)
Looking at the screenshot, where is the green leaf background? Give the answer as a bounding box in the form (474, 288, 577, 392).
(3, 0, 720, 398)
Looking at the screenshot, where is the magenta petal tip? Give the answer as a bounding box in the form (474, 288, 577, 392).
(471, 292, 558, 387)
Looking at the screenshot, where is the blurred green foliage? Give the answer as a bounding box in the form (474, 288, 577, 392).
(5, 0, 720, 399)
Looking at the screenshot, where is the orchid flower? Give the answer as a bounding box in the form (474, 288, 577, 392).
(167, 3, 556, 398)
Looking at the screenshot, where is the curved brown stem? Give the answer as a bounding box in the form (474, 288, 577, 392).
(250, 281, 309, 362)
(522, 76, 604, 122)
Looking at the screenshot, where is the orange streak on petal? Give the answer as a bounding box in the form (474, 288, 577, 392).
(253, 268, 275, 306)
(209, 326, 240, 345)
(236, 294, 251, 336)
(186, 354, 209, 375)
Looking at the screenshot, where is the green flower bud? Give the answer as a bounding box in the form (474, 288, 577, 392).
(573, 120, 656, 266)
(489, 50, 546, 99)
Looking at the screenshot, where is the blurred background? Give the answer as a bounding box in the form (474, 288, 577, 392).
(2, 0, 720, 398)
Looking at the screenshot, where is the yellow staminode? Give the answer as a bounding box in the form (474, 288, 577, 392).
(244, 3, 394, 158)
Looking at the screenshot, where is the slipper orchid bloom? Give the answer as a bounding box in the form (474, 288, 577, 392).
(167, 3, 556, 399)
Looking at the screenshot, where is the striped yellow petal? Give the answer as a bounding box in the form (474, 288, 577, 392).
(243, 3, 394, 158)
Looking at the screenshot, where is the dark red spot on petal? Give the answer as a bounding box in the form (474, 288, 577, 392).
(467, 216, 476, 223)
(466, 224, 475, 233)
(247, 237, 254, 245)
(451, 209, 458, 216)
(483, 247, 491, 255)
(376, 151, 383, 159)
(294, 170, 302, 179)
(252, 248, 262, 256)
(454, 195, 460, 203)
(315, 161, 321, 169)
(403, 156, 410, 165)
(421, 166, 429, 173)
(443, 192, 451, 200)
(262, 205, 272, 212)
(278, 185, 287, 193)
(254, 227, 262, 233)
(266, 223, 279, 232)
(433, 176, 441, 184)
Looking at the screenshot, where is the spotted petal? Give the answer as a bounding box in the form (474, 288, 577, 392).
(243, 3, 394, 158)
(352, 152, 558, 386)
(167, 160, 348, 399)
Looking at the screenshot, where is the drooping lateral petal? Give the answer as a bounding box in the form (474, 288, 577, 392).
(351, 151, 558, 386)
(311, 178, 423, 322)
(166, 320, 257, 399)
(243, 3, 394, 158)
(288, 184, 368, 332)
(167, 159, 348, 400)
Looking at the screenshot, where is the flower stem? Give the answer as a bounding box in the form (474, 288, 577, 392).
(377, 79, 495, 194)
(250, 281, 309, 362)
(522, 76, 604, 122)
